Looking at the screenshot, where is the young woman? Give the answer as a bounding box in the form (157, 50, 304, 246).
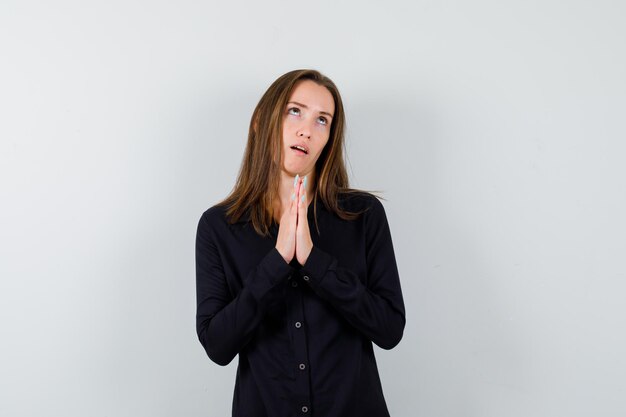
(195, 69, 405, 417)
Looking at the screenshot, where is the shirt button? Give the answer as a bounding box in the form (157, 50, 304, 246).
(303, 275, 310, 281)
(299, 363, 306, 370)
(301, 406, 309, 413)
(291, 281, 298, 287)
(295, 321, 302, 328)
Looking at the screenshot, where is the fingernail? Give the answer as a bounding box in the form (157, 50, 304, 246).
(294, 174, 299, 187)
(301, 194, 305, 202)
(290, 193, 295, 201)
(303, 175, 307, 189)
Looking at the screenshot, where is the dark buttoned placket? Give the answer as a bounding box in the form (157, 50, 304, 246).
(288, 273, 312, 415)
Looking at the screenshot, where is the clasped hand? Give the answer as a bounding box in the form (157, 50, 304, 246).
(275, 175, 313, 266)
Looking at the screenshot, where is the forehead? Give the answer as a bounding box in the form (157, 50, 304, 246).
(288, 80, 335, 115)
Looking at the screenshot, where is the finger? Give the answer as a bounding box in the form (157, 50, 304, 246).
(290, 175, 300, 213)
(290, 174, 298, 201)
(298, 177, 307, 214)
(298, 185, 308, 225)
(297, 177, 304, 207)
(299, 187, 306, 209)
(291, 189, 301, 230)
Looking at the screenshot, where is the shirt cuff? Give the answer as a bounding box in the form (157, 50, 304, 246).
(300, 246, 334, 288)
(245, 247, 295, 300)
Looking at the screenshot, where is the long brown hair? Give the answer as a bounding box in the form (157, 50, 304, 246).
(217, 69, 380, 236)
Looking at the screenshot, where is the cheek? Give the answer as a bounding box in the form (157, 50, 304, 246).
(313, 139, 330, 158)
(321, 134, 331, 150)
(283, 117, 299, 130)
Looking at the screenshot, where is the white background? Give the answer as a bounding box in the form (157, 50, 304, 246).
(1, 1, 625, 416)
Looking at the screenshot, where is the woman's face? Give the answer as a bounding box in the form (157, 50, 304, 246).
(281, 79, 335, 177)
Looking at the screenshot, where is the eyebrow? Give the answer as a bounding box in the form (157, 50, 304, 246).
(287, 101, 334, 119)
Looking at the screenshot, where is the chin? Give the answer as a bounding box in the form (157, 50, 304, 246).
(283, 164, 307, 176)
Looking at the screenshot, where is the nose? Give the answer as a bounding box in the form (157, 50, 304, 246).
(297, 120, 312, 139)
(296, 119, 313, 139)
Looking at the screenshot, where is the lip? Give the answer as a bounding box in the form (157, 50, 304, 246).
(290, 147, 308, 157)
(290, 142, 309, 154)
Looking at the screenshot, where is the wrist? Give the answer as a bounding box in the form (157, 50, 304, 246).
(275, 246, 291, 264)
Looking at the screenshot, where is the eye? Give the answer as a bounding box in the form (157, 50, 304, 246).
(317, 116, 328, 126)
(287, 107, 300, 116)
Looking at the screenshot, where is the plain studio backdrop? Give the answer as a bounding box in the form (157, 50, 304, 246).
(1, 1, 625, 416)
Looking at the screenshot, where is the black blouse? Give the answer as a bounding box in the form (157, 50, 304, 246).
(195, 192, 406, 417)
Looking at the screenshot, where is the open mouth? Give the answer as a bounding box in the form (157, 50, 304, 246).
(290, 145, 308, 155)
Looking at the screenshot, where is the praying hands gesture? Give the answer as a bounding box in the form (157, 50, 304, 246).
(275, 174, 313, 266)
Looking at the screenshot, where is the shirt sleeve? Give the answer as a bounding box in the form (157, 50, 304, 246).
(195, 212, 295, 366)
(300, 197, 406, 350)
